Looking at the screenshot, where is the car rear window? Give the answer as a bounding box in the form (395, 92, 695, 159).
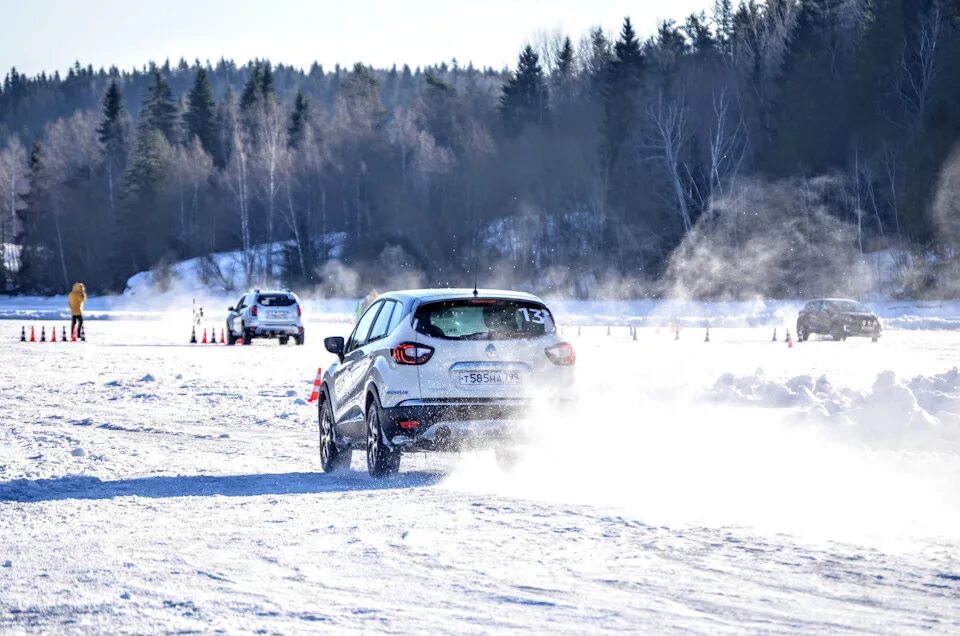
(414, 299, 555, 340)
(257, 293, 296, 307)
(830, 300, 869, 313)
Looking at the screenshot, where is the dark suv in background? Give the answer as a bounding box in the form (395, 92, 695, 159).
(797, 299, 882, 342)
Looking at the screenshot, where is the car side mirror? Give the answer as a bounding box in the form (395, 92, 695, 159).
(324, 336, 345, 361)
(228, 306, 235, 312)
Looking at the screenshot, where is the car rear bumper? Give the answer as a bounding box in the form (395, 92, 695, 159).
(382, 399, 530, 450)
(250, 324, 303, 337)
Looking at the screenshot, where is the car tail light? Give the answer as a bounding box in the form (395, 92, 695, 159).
(250, 305, 258, 317)
(392, 342, 434, 365)
(398, 420, 419, 430)
(545, 342, 576, 366)
(297, 305, 302, 317)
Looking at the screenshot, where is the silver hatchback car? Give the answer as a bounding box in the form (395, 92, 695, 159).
(226, 289, 305, 345)
(318, 289, 575, 477)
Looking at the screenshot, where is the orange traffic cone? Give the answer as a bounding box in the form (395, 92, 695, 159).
(219, 328, 225, 344)
(71, 324, 78, 342)
(786, 329, 793, 348)
(201, 328, 208, 344)
(51, 325, 57, 342)
(307, 368, 323, 402)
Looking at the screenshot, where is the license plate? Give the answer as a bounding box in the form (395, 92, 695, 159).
(268, 310, 287, 319)
(459, 371, 522, 386)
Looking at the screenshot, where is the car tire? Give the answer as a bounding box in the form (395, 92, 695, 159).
(319, 396, 351, 473)
(366, 394, 400, 478)
(242, 324, 254, 345)
(226, 322, 236, 345)
(797, 322, 810, 342)
(871, 336, 879, 343)
(278, 336, 289, 345)
(295, 333, 305, 346)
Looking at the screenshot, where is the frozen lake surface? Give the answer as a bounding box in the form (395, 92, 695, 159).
(1, 312, 959, 633)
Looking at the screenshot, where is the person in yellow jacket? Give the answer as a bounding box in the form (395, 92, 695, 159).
(67, 282, 87, 339)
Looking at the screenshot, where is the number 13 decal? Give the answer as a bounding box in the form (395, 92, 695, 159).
(519, 308, 545, 324)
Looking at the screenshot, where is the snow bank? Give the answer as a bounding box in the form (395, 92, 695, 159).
(710, 368, 960, 451)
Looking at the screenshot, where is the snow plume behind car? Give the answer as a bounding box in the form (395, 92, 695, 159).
(664, 177, 887, 301)
(443, 333, 960, 546)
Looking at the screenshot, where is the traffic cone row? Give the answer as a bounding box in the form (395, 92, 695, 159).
(19, 324, 83, 343)
(189, 326, 230, 345)
(307, 367, 323, 403)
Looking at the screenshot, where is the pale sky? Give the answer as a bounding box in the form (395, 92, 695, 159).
(3, 0, 711, 76)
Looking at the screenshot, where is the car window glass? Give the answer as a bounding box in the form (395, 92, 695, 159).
(348, 302, 382, 352)
(388, 303, 407, 333)
(257, 293, 296, 307)
(235, 296, 246, 309)
(368, 301, 396, 343)
(414, 299, 555, 340)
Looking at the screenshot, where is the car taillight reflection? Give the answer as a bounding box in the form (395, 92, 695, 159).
(545, 342, 576, 366)
(392, 342, 435, 365)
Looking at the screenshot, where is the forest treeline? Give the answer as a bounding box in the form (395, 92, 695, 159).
(2, 0, 960, 298)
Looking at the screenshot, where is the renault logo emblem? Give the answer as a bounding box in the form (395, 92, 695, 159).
(485, 343, 497, 358)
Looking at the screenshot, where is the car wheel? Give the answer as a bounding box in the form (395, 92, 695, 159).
(871, 336, 879, 343)
(226, 322, 236, 345)
(831, 326, 845, 342)
(797, 322, 810, 342)
(242, 324, 254, 345)
(319, 396, 351, 473)
(278, 336, 289, 345)
(366, 394, 400, 478)
(295, 333, 305, 346)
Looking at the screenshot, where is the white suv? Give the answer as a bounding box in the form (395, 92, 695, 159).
(226, 289, 305, 345)
(318, 289, 575, 477)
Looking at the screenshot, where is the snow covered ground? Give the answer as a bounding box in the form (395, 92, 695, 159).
(2, 309, 960, 632)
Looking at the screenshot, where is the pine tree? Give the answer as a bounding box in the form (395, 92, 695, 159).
(601, 18, 645, 166)
(96, 80, 129, 218)
(260, 61, 275, 98)
(184, 67, 218, 159)
(499, 45, 550, 134)
(141, 67, 178, 143)
(16, 139, 61, 291)
(119, 127, 175, 276)
(287, 90, 310, 149)
(714, 0, 734, 53)
(556, 37, 575, 80)
(240, 63, 264, 112)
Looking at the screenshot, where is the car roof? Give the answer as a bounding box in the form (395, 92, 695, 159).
(810, 298, 864, 304)
(250, 289, 297, 297)
(378, 288, 545, 304)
